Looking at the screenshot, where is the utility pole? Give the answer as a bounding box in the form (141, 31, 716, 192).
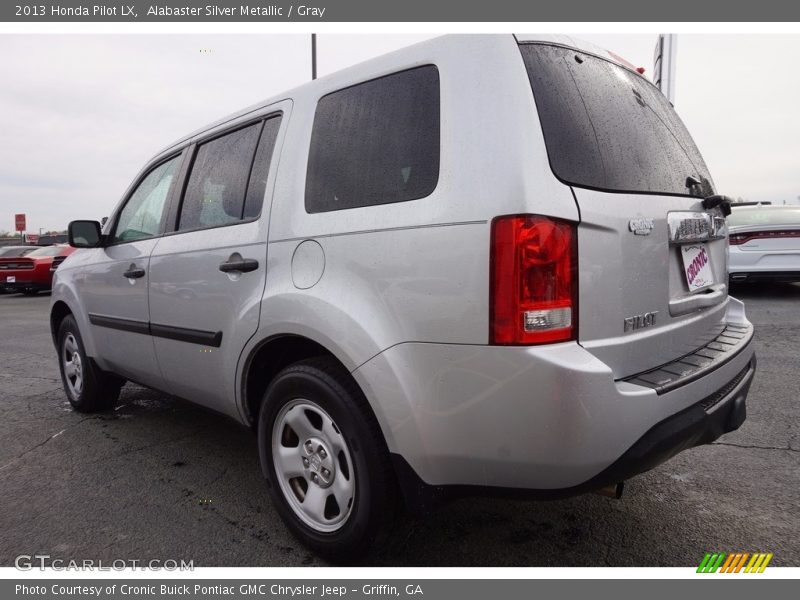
(311, 34, 317, 80)
(653, 34, 677, 105)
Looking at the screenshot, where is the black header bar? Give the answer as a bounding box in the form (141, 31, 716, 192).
(3, 0, 800, 22)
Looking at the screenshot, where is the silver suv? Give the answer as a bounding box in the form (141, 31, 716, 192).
(52, 34, 756, 559)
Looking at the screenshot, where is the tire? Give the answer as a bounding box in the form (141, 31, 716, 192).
(258, 357, 396, 561)
(57, 315, 123, 412)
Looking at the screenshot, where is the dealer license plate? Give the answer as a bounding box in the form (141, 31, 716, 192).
(681, 243, 714, 291)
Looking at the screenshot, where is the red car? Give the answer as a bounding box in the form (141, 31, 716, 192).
(0, 245, 76, 295)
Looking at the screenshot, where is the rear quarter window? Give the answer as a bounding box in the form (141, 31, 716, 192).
(305, 65, 440, 213)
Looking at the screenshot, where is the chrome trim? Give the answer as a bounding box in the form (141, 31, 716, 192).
(668, 211, 726, 244)
(628, 217, 654, 236)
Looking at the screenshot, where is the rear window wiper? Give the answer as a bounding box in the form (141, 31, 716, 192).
(702, 194, 733, 217)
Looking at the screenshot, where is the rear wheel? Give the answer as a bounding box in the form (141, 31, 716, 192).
(258, 357, 395, 561)
(57, 315, 123, 412)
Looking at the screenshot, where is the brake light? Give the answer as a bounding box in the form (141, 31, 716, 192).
(729, 230, 800, 245)
(729, 234, 746, 245)
(490, 215, 578, 345)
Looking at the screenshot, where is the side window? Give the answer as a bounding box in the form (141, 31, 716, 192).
(178, 123, 261, 231)
(243, 115, 282, 219)
(305, 66, 440, 213)
(112, 156, 180, 244)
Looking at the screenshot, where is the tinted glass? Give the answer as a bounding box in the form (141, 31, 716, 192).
(305, 66, 440, 213)
(728, 207, 800, 228)
(520, 44, 714, 197)
(113, 156, 180, 243)
(26, 246, 63, 257)
(243, 116, 282, 219)
(179, 123, 261, 231)
(0, 247, 30, 257)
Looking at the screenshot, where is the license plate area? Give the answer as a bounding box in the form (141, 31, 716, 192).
(680, 243, 714, 291)
(5, 276, 15, 283)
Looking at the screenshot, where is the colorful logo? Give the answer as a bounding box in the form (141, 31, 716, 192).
(697, 552, 773, 573)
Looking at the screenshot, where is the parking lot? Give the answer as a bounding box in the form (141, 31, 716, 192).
(0, 286, 797, 567)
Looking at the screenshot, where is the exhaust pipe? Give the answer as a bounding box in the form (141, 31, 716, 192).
(730, 274, 748, 281)
(594, 482, 624, 499)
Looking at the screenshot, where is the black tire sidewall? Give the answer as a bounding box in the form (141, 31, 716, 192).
(58, 315, 88, 407)
(57, 314, 119, 411)
(258, 363, 388, 560)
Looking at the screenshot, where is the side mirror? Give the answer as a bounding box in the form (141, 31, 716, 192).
(68, 220, 104, 248)
(100, 216, 108, 227)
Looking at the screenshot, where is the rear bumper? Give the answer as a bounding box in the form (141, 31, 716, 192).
(729, 245, 800, 281)
(729, 271, 800, 283)
(392, 354, 754, 512)
(354, 300, 756, 509)
(0, 280, 48, 292)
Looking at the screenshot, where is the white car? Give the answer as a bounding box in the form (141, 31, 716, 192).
(728, 205, 800, 283)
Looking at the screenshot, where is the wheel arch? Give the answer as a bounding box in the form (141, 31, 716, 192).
(50, 300, 74, 346)
(50, 277, 101, 359)
(241, 334, 366, 429)
(240, 332, 403, 491)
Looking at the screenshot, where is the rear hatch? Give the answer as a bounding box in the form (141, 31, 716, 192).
(519, 41, 732, 378)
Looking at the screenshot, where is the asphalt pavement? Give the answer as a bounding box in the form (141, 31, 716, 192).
(0, 285, 797, 567)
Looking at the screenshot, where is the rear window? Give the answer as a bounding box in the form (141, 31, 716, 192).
(0, 247, 30, 257)
(728, 207, 800, 228)
(305, 65, 440, 213)
(519, 44, 714, 198)
(26, 246, 63, 257)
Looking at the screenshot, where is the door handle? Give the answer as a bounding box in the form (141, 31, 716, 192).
(219, 256, 259, 273)
(668, 283, 727, 317)
(123, 265, 146, 279)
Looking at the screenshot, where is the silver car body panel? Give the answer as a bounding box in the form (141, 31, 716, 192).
(56, 239, 165, 389)
(52, 34, 755, 492)
(145, 99, 292, 419)
(353, 299, 753, 489)
(575, 189, 731, 379)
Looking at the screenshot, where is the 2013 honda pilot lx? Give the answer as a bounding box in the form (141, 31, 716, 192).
(52, 34, 756, 559)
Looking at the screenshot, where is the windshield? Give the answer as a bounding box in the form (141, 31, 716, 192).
(519, 43, 714, 198)
(728, 207, 800, 228)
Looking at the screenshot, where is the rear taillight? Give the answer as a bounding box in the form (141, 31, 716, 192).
(729, 230, 800, 245)
(490, 215, 578, 345)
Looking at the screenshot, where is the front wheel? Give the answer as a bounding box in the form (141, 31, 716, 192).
(57, 315, 123, 412)
(258, 357, 396, 561)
